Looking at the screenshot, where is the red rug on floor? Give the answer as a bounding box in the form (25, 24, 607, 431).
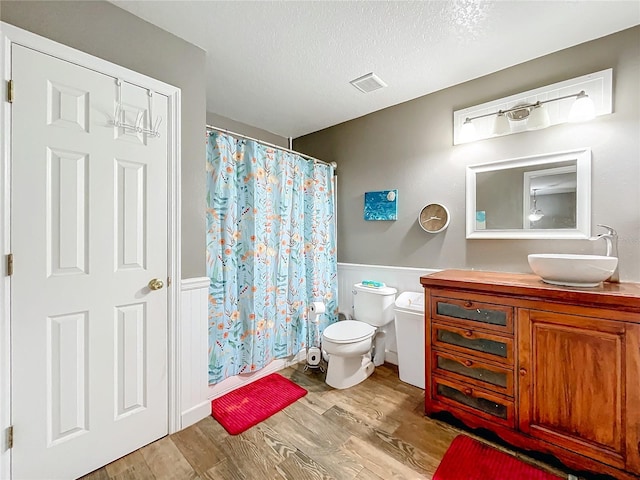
(211, 373, 307, 435)
(433, 435, 562, 480)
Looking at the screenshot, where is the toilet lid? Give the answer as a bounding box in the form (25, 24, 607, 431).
(323, 320, 375, 344)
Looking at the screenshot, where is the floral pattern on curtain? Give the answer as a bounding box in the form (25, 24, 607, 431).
(206, 131, 338, 384)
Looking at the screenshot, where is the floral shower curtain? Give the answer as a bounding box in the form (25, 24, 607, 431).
(206, 131, 338, 384)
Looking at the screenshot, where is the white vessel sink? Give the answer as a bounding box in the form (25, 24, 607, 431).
(528, 254, 618, 287)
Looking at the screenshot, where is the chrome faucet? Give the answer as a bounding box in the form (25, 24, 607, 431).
(590, 224, 619, 283)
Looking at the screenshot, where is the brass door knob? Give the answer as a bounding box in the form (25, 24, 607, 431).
(148, 278, 164, 291)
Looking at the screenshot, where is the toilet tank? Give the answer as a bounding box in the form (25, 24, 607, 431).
(352, 283, 398, 327)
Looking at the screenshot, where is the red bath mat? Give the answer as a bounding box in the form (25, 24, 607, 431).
(211, 373, 307, 435)
(434, 435, 562, 480)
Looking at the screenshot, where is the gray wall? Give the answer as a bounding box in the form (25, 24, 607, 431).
(476, 169, 525, 230)
(1, 0, 207, 278)
(207, 111, 288, 148)
(535, 193, 576, 230)
(295, 26, 640, 281)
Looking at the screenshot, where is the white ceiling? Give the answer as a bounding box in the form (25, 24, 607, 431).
(112, 1, 640, 139)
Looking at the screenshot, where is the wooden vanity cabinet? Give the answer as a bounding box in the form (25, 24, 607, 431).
(428, 290, 517, 428)
(421, 270, 640, 480)
(519, 309, 638, 471)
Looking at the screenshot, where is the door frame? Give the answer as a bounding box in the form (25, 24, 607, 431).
(0, 22, 182, 479)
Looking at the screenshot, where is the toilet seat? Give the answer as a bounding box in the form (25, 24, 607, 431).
(323, 320, 375, 344)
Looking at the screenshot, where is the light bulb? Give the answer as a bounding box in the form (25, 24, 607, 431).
(528, 211, 544, 222)
(568, 91, 595, 122)
(492, 112, 511, 136)
(527, 104, 550, 130)
(460, 118, 476, 143)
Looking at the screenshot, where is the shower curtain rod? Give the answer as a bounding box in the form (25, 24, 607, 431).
(206, 124, 336, 169)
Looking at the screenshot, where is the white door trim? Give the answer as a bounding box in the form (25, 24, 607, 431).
(0, 22, 182, 479)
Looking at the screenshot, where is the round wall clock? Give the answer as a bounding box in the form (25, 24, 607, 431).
(419, 203, 450, 233)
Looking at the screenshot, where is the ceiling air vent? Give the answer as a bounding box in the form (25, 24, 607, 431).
(350, 72, 387, 93)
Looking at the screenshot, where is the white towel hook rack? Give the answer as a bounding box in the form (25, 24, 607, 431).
(112, 78, 162, 138)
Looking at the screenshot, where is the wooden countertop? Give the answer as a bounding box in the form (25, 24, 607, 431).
(420, 269, 640, 313)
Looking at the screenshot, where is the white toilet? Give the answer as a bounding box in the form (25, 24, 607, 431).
(322, 283, 397, 389)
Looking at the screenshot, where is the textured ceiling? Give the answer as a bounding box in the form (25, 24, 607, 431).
(112, 1, 640, 138)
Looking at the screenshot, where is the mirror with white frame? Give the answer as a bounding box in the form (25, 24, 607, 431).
(466, 148, 591, 239)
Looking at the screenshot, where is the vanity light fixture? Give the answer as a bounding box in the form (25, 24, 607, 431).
(453, 69, 612, 144)
(528, 189, 544, 223)
(460, 90, 596, 141)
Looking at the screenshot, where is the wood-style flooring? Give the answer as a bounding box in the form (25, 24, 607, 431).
(81, 363, 573, 480)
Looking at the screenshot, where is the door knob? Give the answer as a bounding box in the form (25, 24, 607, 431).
(148, 278, 164, 291)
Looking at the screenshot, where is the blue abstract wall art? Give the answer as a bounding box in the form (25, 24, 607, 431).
(364, 189, 398, 221)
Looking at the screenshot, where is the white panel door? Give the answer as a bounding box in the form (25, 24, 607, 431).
(11, 44, 169, 479)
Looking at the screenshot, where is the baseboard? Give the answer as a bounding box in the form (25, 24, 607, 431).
(208, 350, 307, 400)
(181, 401, 211, 429)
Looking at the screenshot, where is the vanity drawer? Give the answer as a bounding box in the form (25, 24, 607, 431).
(432, 376, 515, 428)
(432, 350, 514, 397)
(432, 322, 514, 365)
(432, 295, 513, 334)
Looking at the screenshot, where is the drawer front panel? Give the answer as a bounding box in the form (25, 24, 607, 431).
(432, 323, 513, 365)
(433, 376, 515, 427)
(433, 351, 513, 396)
(432, 296, 513, 334)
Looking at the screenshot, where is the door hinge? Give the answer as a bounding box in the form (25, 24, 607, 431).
(6, 254, 13, 276)
(6, 426, 13, 449)
(7, 80, 14, 103)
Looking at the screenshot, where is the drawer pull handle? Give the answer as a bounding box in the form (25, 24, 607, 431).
(464, 301, 473, 308)
(463, 360, 473, 367)
(464, 330, 473, 337)
(463, 387, 473, 396)
(519, 368, 527, 376)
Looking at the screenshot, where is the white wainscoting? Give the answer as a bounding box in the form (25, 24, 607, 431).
(337, 263, 438, 364)
(180, 276, 307, 420)
(207, 350, 307, 400)
(180, 277, 210, 428)
(182, 263, 436, 419)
